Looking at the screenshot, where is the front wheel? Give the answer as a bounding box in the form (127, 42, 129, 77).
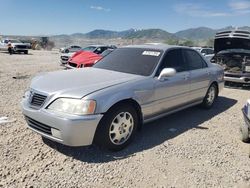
(94, 104, 138, 151)
(240, 124, 250, 143)
(201, 83, 218, 109)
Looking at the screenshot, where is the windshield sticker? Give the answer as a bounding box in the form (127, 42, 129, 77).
(142, 51, 161, 57)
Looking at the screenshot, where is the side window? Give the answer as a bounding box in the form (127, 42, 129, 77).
(200, 49, 206, 54)
(157, 49, 186, 75)
(183, 49, 207, 70)
(100, 47, 107, 53)
(207, 49, 214, 54)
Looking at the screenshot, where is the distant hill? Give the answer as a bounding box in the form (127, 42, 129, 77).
(175, 26, 250, 40)
(50, 26, 250, 41)
(83, 29, 137, 39)
(43, 26, 250, 47)
(125, 29, 177, 40)
(175, 27, 216, 40)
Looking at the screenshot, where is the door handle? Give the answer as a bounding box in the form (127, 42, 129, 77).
(206, 71, 211, 75)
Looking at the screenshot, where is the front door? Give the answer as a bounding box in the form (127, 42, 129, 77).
(153, 49, 190, 116)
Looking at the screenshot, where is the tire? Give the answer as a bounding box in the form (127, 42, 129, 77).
(94, 104, 138, 151)
(201, 83, 218, 109)
(24, 50, 28, 54)
(240, 124, 250, 143)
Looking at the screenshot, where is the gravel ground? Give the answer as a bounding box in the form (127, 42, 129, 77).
(0, 50, 250, 188)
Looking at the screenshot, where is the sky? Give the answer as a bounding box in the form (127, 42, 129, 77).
(0, 0, 250, 35)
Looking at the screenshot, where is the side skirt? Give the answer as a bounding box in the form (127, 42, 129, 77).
(143, 100, 203, 124)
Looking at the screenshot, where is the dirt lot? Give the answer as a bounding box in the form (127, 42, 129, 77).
(0, 50, 250, 188)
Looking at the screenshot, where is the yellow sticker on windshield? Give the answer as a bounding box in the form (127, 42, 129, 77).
(142, 51, 161, 56)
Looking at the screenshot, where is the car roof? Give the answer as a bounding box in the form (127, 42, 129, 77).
(87, 45, 114, 48)
(123, 44, 192, 51)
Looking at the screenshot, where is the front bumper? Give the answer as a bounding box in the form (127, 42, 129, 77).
(241, 108, 250, 138)
(224, 72, 250, 84)
(243, 109, 250, 130)
(13, 46, 28, 52)
(21, 99, 103, 146)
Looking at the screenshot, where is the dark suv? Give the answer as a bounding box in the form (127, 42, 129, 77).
(212, 30, 250, 85)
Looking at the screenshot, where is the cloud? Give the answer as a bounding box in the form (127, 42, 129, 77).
(174, 1, 250, 17)
(228, 1, 250, 15)
(90, 6, 111, 12)
(174, 3, 230, 17)
(229, 1, 250, 10)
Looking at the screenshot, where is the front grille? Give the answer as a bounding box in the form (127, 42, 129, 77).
(16, 45, 27, 49)
(225, 73, 242, 78)
(61, 56, 69, 61)
(30, 93, 47, 107)
(68, 62, 77, 67)
(25, 116, 52, 135)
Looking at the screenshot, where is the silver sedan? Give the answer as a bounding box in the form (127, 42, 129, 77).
(21, 44, 224, 151)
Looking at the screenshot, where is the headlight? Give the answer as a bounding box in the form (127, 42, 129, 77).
(47, 98, 96, 115)
(23, 90, 31, 99)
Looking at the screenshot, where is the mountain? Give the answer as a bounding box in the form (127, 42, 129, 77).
(83, 29, 138, 39)
(124, 29, 177, 40)
(84, 29, 119, 38)
(175, 26, 250, 40)
(175, 27, 217, 40)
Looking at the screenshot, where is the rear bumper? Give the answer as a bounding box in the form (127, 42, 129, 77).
(21, 99, 103, 146)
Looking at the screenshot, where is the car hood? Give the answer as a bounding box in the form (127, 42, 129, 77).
(214, 37, 250, 54)
(30, 68, 142, 98)
(11, 43, 27, 46)
(71, 51, 101, 65)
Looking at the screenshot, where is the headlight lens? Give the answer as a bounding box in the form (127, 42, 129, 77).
(23, 90, 31, 99)
(47, 98, 96, 115)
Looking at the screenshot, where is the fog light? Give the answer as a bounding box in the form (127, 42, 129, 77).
(51, 128, 62, 139)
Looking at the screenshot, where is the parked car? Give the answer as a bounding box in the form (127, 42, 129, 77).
(59, 45, 82, 53)
(0, 39, 29, 54)
(60, 45, 116, 65)
(241, 99, 250, 143)
(212, 30, 250, 85)
(66, 49, 114, 68)
(60, 52, 75, 65)
(21, 44, 224, 151)
(192, 47, 214, 56)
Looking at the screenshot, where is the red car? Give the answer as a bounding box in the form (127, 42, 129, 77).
(66, 46, 115, 69)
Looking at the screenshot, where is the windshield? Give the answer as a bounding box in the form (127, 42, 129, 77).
(101, 49, 113, 57)
(82, 46, 96, 52)
(93, 48, 163, 76)
(9, 39, 21, 43)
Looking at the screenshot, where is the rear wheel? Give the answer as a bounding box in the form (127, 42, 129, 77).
(201, 83, 218, 109)
(94, 104, 138, 151)
(24, 50, 28, 54)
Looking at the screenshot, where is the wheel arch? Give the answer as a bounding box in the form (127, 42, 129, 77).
(210, 81, 219, 97)
(100, 98, 143, 130)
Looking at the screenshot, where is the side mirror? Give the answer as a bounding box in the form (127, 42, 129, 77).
(158, 68, 176, 80)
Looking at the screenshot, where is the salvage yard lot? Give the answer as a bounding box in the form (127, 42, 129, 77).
(0, 50, 250, 187)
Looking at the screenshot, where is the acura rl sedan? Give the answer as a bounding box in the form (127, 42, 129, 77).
(21, 44, 224, 151)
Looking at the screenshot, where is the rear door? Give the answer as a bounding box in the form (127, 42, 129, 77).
(153, 49, 191, 115)
(182, 49, 211, 102)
